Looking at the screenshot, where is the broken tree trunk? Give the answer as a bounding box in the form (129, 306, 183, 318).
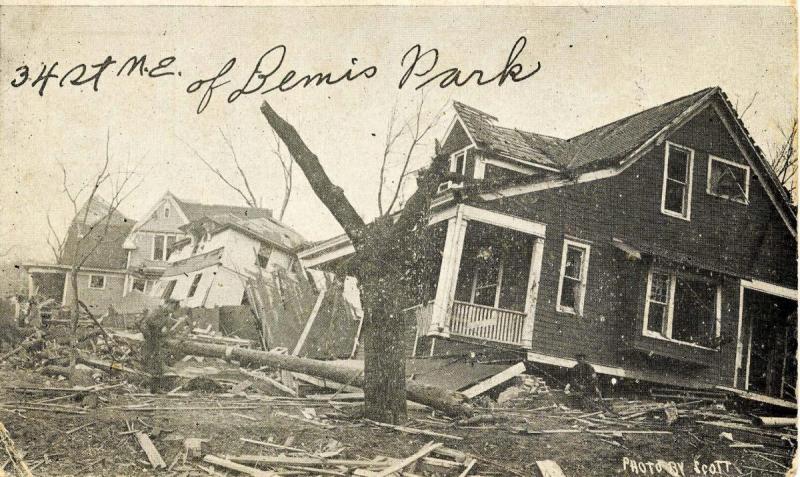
(166, 338, 472, 418)
(260, 101, 449, 424)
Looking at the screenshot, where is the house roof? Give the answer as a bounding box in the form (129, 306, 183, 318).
(453, 101, 565, 168)
(173, 196, 273, 221)
(59, 197, 135, 270)
(453, 88, 716, 171)
(457, 87, 796, 233)
(185, 213, 307, 252)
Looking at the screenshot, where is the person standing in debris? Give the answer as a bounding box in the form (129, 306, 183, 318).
(138, 309, 172, 393)
(564, 353, 603, 410)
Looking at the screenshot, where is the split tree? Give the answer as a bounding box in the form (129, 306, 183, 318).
(259, 96, 450, 423)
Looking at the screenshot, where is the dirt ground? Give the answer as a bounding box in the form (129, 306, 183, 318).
(0, 365, 796, 477)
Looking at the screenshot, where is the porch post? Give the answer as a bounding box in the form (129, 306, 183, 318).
(428, 206, 467, 336)
(521, 236, 545, 349)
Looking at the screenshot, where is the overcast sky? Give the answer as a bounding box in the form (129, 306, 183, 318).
(1, 5, 796, 263)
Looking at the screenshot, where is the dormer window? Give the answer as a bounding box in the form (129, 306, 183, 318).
(660, 142, 694, 220)
(707, 155, 749, 204)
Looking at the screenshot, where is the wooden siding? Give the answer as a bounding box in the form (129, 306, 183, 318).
(471, 104, 796, 389)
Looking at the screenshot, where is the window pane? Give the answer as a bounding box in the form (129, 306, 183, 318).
(667, 147, 689, 181)
(672, 277, 716, 345)
(166, 236, 177, 259)
(188, 274, 203, 298)
(564, 246, 584, 279)
(647, 302, 667, 335)
(90, 275, 104, 288)
(649, 273, 670, 303)
(710, 161, 747, 201)
(132, 279, 145, 292)
(162, 280, 176, 299)
(664, 181, 686, 214)
(153, 235, 165, 260)
(560, 277, 579, 309)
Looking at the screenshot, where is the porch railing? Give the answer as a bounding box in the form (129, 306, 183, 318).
(450, 301, 526, 345)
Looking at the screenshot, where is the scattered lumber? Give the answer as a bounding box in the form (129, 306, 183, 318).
(0, 422, 32, 477)
(365, 419, 463, 441)
(204, 455, 277, 477)
(752, 416, 796, 427)
(167, 338, 473, 417)
(461, 362, 526, 399)
(374, 441, 442, 477)
(536, 460, 567, 477)
(135, 432, 166, 469)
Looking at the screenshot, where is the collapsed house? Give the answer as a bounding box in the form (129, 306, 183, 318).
(121, 191, 273, 296)
(299, 87, 798, 405)
(149, 212, 364, 359)
(151, 212, 306, 308)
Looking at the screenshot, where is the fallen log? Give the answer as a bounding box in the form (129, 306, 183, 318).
(166, 339, 473, 418)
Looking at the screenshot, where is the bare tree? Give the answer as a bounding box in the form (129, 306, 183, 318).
(260, 98, 456, 423)
(182, 127, 295, 220)
(767, 120, 797, 201)
(377, 93, 447, 216)
(47, 130, 143, 369)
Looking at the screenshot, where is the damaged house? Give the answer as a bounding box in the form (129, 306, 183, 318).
(121, 191, 273, 296)
(151, 212, 306, 308)
(300, 87, 797, 404)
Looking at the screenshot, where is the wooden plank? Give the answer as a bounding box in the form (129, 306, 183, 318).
(461, 362, 526, 399)
(374, 442, 443, 477)
(135, 432, 167, 469)
(716, 385, 798, 410)
(365, 420, 463, 441)
(536, 460, 567, 477)
(243, 369, 298, 397)
(458, 458, 477, 477)
(293, 290, 326, 356)
(204, 455, 277, 477)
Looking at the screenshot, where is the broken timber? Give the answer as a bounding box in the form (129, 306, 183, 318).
(135, 432, 167, 469)
(461, 362, 526, 399)
(166, 339, 473, 417)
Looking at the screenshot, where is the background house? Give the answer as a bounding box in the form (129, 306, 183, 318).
(24, 196, 134, 313)
(151, 212, 306, 308)
(121, 191, 272, 296)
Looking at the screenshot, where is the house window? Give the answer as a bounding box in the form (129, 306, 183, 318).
(661, 142, 694, 220)
(162, 280, 176, 300)
(643, 269, 720, 348)
(164, 205, 170, 218)
(556, 240, 590, 315)
(88, 275, 106, 289)
(131, 278, 147, 293)
(470, 247, 503, 307)
(707, 156, 749, 204)
(187, 273, 203, 298)
(152, 234, 176, 261)
(451, 150, 467, 176)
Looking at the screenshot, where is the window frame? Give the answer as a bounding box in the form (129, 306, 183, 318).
(88, 274, 106, 290)
(555, 239, 591, 315)
(152, 233, 176, 261)
(130, 278, 147, 293)
(660, 141, 695, 221)
(450, 148, 469, 176)
(706, 154, 750, 205)
(642, 268, 722, 349)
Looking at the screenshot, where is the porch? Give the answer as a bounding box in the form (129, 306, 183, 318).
(411, 204, 546, 349)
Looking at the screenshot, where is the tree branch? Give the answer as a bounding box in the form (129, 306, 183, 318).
(219, 128, 260, 208)
(260, 101, 366, 242)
